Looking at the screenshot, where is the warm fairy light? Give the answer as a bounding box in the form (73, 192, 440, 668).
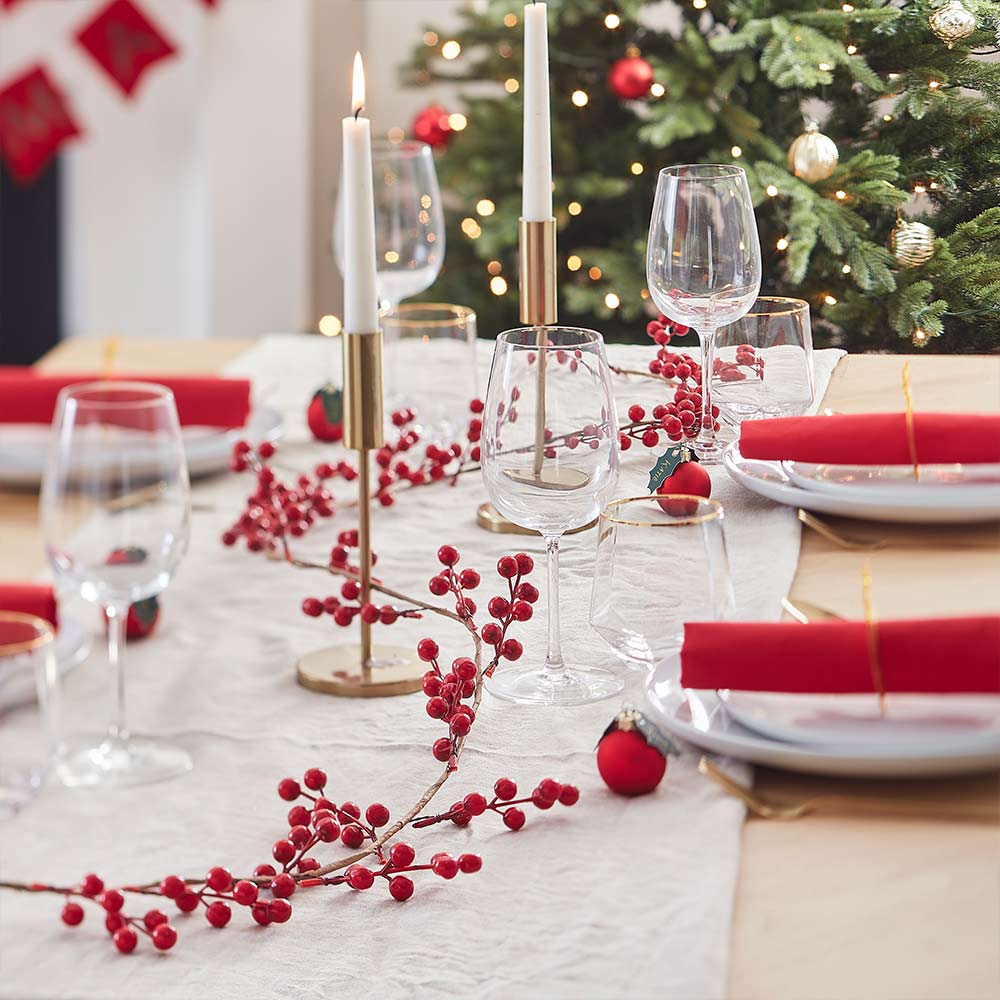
(604, 13, 621, 29)
(842, 263, 852, 274)
(604, 292, 621, 309)
(765, 184, 779, 197)
(572, 90, 589, 107)
(818, 62, 832, 71)
(776, 236, 789, 251)
(461, 217, 482, 239)
(384, 250, 400, 264)
(499, 42, 513, 57)
(418, 210, 430, 224)
(505, 77, 519, 93)
(730, 145, 742, 158)
(835, 189, 847, 200)
(630, 162, 644, 175)
(568, 201, 583, 216)
(421, 194, 433, 209)
(441, 40, 462, 60)
(693, 0, 707, 9)
(841, 3, 854, 10)
(640, 288, 650, 300)
(626, 44, 641, 57)
(824, 294, 838, 305)
(476, 198, 496, 216)
(567, 254, 582, 271)
(914, 184, 927, 194)
(351, 52, 365, 115)
(913, 327, 928, 344)
(503, 12, 518, 27)
(588, 266, 602, 280)
(427, 233, 437, 243)
(929, 181, 940, 190)
(448, 113, 467, 131)
(883, 114, 893, 122)
(318, 315, 342, 337)
(490, 275, 508, 295)
(423, 31, 439, 46)
(650, 82, 665, 97)
(846, 43, 858, 54)
(928, 80, 940, 89)
(487, 260, 502, 275)
(387, 126, 404, 143)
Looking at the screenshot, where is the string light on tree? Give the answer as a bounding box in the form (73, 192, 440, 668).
(448, 113, 467, 131)
(318, 315, 342, 337)
(776, 236, 789, 251)
(567, 255, 582, 271)
(490, 275, 508, 295)
(441, 39, 462, 59)
(487, 260, 502, 275)
(846, 43, 858, 54)
(765, 184, 779, 197)
(476, 198, 496, 216)
(730, 145, 742, 158)
(787, 122, 839, 182)
(835, 189, 848, 200)
(588, 266, 602, 280)
(842, 263, 852, 274)
(505, 78, 519, 93)
(503, 12, 518, 27)
(650, 82, 665, 97)
(929, 0, 976, 48)
(461, 217, 482, 239)
(630, 161, 644, 175)
(568, 201, 583, 216)
(928, 79, 941, 90)
(912, 327, 933, 347)
(604, 292, 621, 309)
(693, 0, 707, 9)
(824, 294, 838, 305)
(423, 31, 438, 46)
(572, 90, 589, 107)
(604, 13, 621, 29)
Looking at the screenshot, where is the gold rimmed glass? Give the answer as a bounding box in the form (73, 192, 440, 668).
(0, 612, 58, 818)
(714, 296, 815, 427)
(590, 495, 735, 669)
(379, 303, 477, 440)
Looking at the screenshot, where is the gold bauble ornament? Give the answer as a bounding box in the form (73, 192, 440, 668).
(891, 219, 936, 268)
(787, 123, 839, 183)
(929, 0, 976, 48)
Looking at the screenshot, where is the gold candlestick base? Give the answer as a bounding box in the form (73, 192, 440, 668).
(476, 502, 597, 535)
(296, 645, 423, 698)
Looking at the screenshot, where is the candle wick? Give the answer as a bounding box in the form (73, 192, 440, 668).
(354, 106, 362, 121)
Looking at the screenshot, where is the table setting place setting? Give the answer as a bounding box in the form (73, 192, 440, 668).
(0, 2, 998, 998)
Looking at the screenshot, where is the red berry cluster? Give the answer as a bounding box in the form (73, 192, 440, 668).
(59, 873, 179, 953)
(222, 441, 346, 554)
(342, 844, 481, 902)
(413, 776, 579, 832)
(301, 531, 418, 627)
(714, 343, 764, 382)
(480, 553, 537, 674)
(160, 864, 289, 930)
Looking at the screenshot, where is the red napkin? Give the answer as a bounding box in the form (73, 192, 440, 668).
(680, 617, 1000, 694)
(0, 369, 251, 428)
(0, 583, 58, 629)
(740, 413, 1000, 466)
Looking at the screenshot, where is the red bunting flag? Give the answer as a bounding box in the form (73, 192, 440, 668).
(0, 65, 81, 183)
(75, 0, 177, 98)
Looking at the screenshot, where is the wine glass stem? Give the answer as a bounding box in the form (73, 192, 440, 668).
(542, 533, 567, 677)
(695, 328, 719, 457)
(104, 602, 130, 747)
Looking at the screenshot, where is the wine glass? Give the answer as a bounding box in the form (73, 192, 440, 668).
(590, 496, 734, 669)
(481, 328, 623, 706)
(646, 164, 762, 463)
(41, 382, 192, 786)
(713, 296, 815, 427)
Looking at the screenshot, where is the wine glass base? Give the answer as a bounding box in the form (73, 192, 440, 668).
(486, 664, 623, 706)
(56, 737, 192, 788)
(694, 440, 724, 465)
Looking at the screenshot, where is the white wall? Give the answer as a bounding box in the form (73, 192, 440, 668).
(0, 0, 313, 340)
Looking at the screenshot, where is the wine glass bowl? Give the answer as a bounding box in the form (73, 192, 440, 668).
(41, 382, 192, 786)
(647, 164, 762, 462)
(481, 328, 623, 706)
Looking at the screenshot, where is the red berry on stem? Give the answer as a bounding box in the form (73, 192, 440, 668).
(346, 865, 375, 890)
(559, 784, 581, 806)
(287, 805, 311, 827)
(340, 801, 361, 819)
(271, 873, 296, 899)
(503, 807, 526, 831)
(365, 803, 390, 828)
(206, 901, 232, 928)
(288, 825, 311, 848)
(113, 927, 138, 954)
(143, 909, 168, 930)
(61, 902, 84, 926)
(628, 404, 646, 422)
(251, 902, 272, 926)
(458, 854, 483, 874)
(458, 568, 480, 589)
(277, 778, 301, 801)
(426, 696, 448, 719)
(494, 777, 517, 800)
(206, 866, 233, 892)
(496, 556, 519, 579)
(390, 843, 416, 868)
(80, 873, 104, 897)
(515, 552, 534, 574)
(100, 890, 125, 913)
(297, 858, 320, 873)
(254, 864, 277, 879)
(463, 793, 488, 816)
(389, 875, 414, 901)
(432, 855, 459, 880)
(450, 713, 471, 737)
(516, 582, 539, 604)
(531, 789, 556, 809)
(341, 825, 365, 849)
(437, 544, 460, 566)
(233, 881, 259, 906)
(272, 839, 296, 864)
(268, 899, 292, 923)
(481, 623, 502, 644)
(432, 737, 453, 762)
(500, 638, 523, 661)
(301, 597, 323, 618)
(538, 778, 562, 802)
(175, 890, 200, 912)
(105, 913, 125, 933)
(152, 924, 177, 951)
(417, 638, 439, 662)
(315, 817, 341, 843)
(303, 767, 327, 791)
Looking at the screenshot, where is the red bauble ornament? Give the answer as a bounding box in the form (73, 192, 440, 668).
(607, 56, 654, 100)
(597, 709, 676, 796)
(412, 104, 452, 149)
(307, 385, 344, 443)
(655, 455, 711, 516)
(126, 596, 160, 640)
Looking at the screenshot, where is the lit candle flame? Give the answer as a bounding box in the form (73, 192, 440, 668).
(352, 52, 365, 118)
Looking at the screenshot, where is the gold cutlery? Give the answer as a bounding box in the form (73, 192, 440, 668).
(797, 509, 885, 551)
(699, 757, 999, 822)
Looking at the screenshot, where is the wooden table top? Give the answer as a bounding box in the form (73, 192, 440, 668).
(2, 338, 998, 1000)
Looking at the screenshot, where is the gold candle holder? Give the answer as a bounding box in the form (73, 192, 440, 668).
(297, 330, 423, 698)
(478, 217, 594, 535)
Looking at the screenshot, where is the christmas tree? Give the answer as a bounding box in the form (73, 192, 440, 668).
(403, 0, 1000, 352)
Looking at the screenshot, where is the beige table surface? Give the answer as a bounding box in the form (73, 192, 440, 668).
(2, 340, 998, 1000)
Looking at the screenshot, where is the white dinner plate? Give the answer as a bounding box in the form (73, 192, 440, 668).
(782, 459, 1000, 503)
(0, 615, 90, 712)
(644, 654, 1000, 777)
(0, 405, 283, 487)
(721, 689, 1000, 753)
(724, 442, 1000, 524)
